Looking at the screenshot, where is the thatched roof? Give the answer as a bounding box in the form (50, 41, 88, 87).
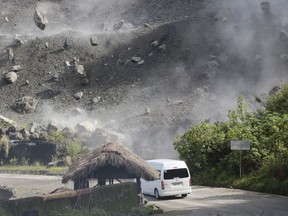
(62, 142, 159, 183)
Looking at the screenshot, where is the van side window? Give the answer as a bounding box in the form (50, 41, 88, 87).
(163, 168, 189, 179)
(157, 170, 161, 179)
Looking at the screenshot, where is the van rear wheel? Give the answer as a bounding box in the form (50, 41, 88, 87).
(154, 189, 160, 199)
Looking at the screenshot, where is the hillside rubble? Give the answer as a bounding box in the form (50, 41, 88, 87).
(1, 0, 288, 158)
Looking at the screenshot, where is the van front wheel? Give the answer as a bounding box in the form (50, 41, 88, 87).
(154, 189, 160, 199)
(181, 194, 188, 198)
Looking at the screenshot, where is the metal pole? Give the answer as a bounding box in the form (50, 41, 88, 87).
(240, 150, 242, 178)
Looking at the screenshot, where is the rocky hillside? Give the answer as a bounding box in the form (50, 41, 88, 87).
(1, 0, 288, 158)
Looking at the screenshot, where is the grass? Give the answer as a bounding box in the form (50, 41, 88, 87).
(0, 165, 68, 176)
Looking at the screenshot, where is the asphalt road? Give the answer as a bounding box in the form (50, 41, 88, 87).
(1, 173, 288, 215)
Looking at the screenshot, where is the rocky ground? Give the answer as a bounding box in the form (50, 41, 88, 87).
(1, 0, 288, 158)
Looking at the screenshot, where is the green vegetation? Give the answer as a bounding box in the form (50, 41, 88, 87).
(0, 165, 67, 175)
(174, 85, 288, 195)
(46, 205, 159, 216)
(46, 131, 87, 160)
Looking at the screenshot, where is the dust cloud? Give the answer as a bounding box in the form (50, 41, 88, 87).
(183, 0, 288, 122)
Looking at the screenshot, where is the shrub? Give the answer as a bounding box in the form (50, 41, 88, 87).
(9, 157, 18, 166)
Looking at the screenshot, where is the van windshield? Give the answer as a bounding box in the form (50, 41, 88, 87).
(163, 168, 189, 179)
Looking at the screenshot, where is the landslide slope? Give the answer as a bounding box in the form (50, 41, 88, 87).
(1, 0, 288, 158)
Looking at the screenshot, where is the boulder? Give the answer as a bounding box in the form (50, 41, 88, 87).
(0, 185, 16, 201)
(8, 132, 24, 141)
(0, 115, 15, 128)
(151, 40, 159, 47)
(20, 128, 30, 140)
(73, 91, 83, 100)
(81, 77, 90, 86)
(47, 122, 58, 135)
(75, 121, 96, 132)
(131, 56, 142, 62)
(145, 107, 151, 115)
(260, 2, 271, 14)
(29, 132, 40, 140)
(113, 20, 124, 30)
(12, 96, 38, 114)
(60, 127, 75, 139)
(90, 36, 98, 46)
(74, 65, 85, 75)
(71, 107, 85, 116)
(12, 65, 22, 72)
(6, 126, 16, 134)
(7, 47, 13, 60)
(14, 36, 24, 46)
(30, 122, 45, 133)
(5, 72, 17, 83)
(34, 9, 48, 30)
(144, 23, 150, 28)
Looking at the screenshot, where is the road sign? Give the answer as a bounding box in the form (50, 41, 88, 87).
(230, 140, 251, 178)
(230, 141, 250, 150)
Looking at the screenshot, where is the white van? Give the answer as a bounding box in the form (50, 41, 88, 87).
(141, 159, 191, 199)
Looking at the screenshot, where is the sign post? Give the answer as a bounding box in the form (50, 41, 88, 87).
(230, 141, 250, 178)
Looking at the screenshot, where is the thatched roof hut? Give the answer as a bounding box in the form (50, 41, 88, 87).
(62, 142, 159, 186)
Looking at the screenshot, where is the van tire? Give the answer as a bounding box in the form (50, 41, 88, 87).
(181, 194, 188, 198)
(154, 189, 160, 199)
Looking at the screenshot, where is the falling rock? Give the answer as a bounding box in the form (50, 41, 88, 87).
(5, 16, 9, 22)
(174, 100, 184, 105)
(113, 20, 124, 30)
(14, 36, 24, 46)
(73, 91, 83, 100)
(159, 44, 166, 50)
(131, 56, 142, 62)
(260, 2, 271, 14)
(65, 61, 70, 67)
(63, 38, 68, 49)
(75, 121, 96, 132)
(74, 65, 85, 75)
(144, 23, 150, 28)
(91, 96, 101, 104)
(34, 10, 48, 30)
(151, 40, 159, 47)
(71, 107, 85, 116)
(45, 41, 49, 49)
(279, 29, 288, 41)
(29, 122, 46, 134)
(12, 96, 38, 114)
(138, 60, 145, 65)
(145, 107, 151, 115)
(90, 36, 98, 46)
(7, 47, 13, 60)
(12, 65, 22, 72)
(5, 72, 17, 84)
(0, 185, 16, 201)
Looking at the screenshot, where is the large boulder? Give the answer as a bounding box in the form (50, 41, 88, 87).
(47, 122, 59, 135)
(0, 115, 15, 128)
(75, 121, 96, 132)
(0, 185, 16, 201)
(34, 10, 48, 30)
(5, 72, 17, 84)
(60, 127, 76, 139)
(12, 96, 38, 114)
